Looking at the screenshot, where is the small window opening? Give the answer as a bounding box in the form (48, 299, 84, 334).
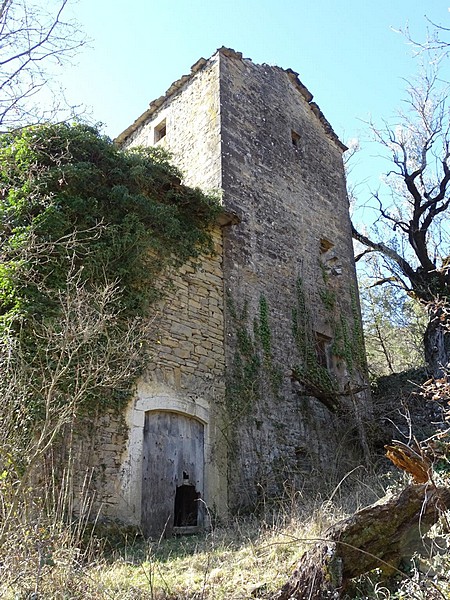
(291, 130, 301, 148)
(320, 238, 334, 254)
(174, 484, 199, 527)
(315, 333, 331, 369)
(154, 119, 167, 143)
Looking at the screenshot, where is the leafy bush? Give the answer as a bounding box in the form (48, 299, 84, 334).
(0, 123, 219, 329)
(0, 122, 220, 495)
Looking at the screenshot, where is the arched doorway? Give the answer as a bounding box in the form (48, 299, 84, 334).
(141, 410, 204, 537)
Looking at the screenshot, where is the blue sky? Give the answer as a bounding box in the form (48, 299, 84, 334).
(61, 0, 448, 205)
(63, 0, 448, 138)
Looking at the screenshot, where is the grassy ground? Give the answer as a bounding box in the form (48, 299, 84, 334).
(2, 471, 449, 600)
(0, 498, 332, 599)
(0, 479, 367, 599)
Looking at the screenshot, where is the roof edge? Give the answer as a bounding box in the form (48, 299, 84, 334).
(115, 55, 210, 146)
(115, 47, 347, 152)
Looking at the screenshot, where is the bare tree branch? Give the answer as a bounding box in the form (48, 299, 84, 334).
(351, 44, 450, 376)
(351, 223, 417, 284)
(352, 58, 450, 286)
(0, 0, 88, 130)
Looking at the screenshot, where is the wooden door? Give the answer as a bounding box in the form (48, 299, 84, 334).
(141, 411, 204, 537)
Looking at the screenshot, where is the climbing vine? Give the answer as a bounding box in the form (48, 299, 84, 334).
(332, 316, 354, 371)
(256, 295, 283, 394)
(226, 275, 366, 418)
(291, 277, 338, 398)
(226, 293, 281, 418)
(331, 287, 367, 375)
(0, 123, 220, 432)
(257, 295, 272, 358)
(226, 295, 261, 417)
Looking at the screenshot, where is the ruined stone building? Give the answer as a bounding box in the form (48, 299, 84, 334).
(78, 48, 370, 537)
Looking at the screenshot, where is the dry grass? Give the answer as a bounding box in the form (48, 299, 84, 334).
(94, 505, 336, 600)
(0, 473, 449, 599)
(0, 481, 357, 599)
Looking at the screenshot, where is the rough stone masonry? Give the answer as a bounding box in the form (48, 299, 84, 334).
(75, 47, 371, 536)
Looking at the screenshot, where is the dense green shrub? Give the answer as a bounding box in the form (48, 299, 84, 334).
(0, 123, 219, 326)
(0, 123, 220, 422)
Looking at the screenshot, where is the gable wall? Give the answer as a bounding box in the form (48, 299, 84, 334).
(72, 56, 229, 526)
(218, 51, 369, 507)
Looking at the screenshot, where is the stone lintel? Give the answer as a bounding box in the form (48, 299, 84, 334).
(216, 210, 240, 227)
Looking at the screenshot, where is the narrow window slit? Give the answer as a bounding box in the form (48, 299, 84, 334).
(315, 332, 331, 370)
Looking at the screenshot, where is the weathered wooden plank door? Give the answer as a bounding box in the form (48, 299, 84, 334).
(141, 410, 204, 538)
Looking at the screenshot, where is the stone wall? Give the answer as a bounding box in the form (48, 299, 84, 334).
(69, 408, 128, 520)
(79, 47, 371, 526)
(124, 52, 222, 191)
(116, 53, 228, 525)
(116, 229, 228, 524)
(218, 50, 369, 508)
(71, 228, 228, 525)
(70, 53, 229, 527)
(146, 230, 225, 394)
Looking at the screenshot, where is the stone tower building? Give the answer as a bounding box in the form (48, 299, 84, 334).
(84, 48, 369, 537)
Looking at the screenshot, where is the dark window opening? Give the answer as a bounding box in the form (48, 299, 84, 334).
(154, 119, 167, 143)
(291, 130, 301, 148)
(320, 238, 334, 254)
(315, 333, 331, 369)
(174, 484, 199, 527)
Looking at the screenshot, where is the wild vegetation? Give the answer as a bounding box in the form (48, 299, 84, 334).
(0, 2, 449, 599)
(360, 282, 427, 378)
(351, 53, 450, 378)
(1, 126, 447, 599)
(0, 463, 449, 599)
(0, 122, 221, 597)
(0, 122, 219, 407)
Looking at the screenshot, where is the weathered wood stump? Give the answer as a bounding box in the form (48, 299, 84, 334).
(273, 484, 450, 600)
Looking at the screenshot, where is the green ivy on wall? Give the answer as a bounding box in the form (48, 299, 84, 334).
(290, 270, 368, 412)
(226, 293, 282, 419)
(292, 277, 338, 398)
(226, 273, 367, 418)
(0, 123, 221, 431)
(331, 287, 367, 375)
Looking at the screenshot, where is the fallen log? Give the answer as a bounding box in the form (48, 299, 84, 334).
(273, 484, 450, 600)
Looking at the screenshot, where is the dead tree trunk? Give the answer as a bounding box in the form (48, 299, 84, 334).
(273, 484, 450, 600)
(424, 306, 450, 378)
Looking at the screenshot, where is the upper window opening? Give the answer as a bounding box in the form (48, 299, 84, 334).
(291, 130, 301, 148)
(320, 238, 335, 254)
(154, 119, 167, 143)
